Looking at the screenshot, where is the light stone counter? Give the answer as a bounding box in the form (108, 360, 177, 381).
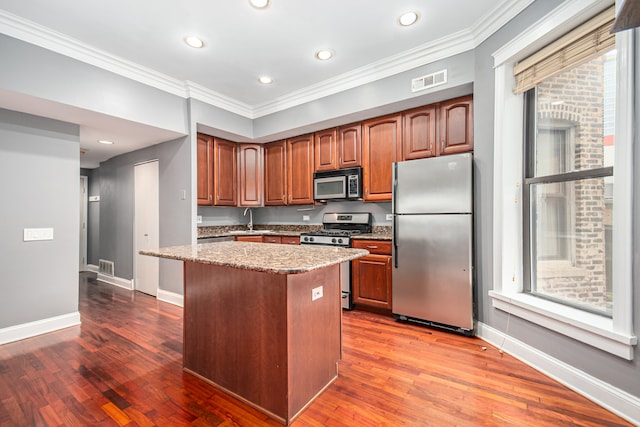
(140, 241, 368, 274)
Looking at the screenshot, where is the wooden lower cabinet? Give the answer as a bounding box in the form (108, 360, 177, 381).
(235, 235, 263, 242)
(351, 240, 392, 311)
(281, 236, 300, 245)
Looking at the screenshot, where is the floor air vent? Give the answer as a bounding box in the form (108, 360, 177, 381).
(98, 259, 115, 277)
(411, 69, 447, 92)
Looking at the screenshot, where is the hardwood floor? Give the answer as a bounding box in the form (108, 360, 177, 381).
(0, 272, 631, 426)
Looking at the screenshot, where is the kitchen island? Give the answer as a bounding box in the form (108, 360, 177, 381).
(141, 241, 367, 425)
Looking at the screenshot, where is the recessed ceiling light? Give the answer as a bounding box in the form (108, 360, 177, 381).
(399, 11, 419, 26)
(98, 140, 114, 145)
(249, 0, 271, 9)
(184, 36, 205, 48)
(258, 76, 273, 84)
(315, 49, 334, 61)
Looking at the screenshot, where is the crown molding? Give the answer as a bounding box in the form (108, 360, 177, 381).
(1, 2, 533, 119)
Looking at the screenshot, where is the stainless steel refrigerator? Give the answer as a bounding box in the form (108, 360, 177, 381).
(392, 153, 473, 335)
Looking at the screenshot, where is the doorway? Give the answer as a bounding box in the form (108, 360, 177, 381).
(134, 160, 159, 296)
(79, 175, 88, 271)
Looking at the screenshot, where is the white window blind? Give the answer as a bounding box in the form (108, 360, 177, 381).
(513, 6, 615, 94)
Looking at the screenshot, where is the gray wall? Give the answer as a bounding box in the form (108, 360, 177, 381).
(0, 109, 79, 327)
(82, 168, 101, 266)
(473, 0, 639, 398)
(97, 136, 191, 294)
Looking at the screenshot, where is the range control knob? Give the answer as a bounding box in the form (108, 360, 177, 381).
(309, 237, 314, 242)
(331, 238, 337, 244)
(337, 238, 343, 244)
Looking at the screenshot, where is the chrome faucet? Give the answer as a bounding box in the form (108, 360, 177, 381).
(243, 207, 253, 231)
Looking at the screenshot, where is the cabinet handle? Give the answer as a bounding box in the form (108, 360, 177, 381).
(366, 245, 378, 249)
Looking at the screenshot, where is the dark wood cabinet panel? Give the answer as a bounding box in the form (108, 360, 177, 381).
(314, 128, 337, 172)
(197, 133, 213, 206)
(281, 236, 300, 245)
(212, 137, 237, 206)
(438, 95, 474, 155)
(287, 134, 314, 205)
(238, 144, 263, 207)
(262, 235, 282, 244)
(362, 114, 402, 202)
(235, 235, 263, 242)
(264, 140, 287, 206)
(403, 105, 437, 160)
(351, 240, 392, 311)
(337, 123, 362, 168)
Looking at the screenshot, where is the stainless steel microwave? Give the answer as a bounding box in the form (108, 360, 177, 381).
(313, 167, 362, 201)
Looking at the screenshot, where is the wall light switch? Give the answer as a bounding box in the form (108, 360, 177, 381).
(303, 215, 310, 221)
(89, 195, 100, 202)
(312, 286, 323, 301)
(386, 214, 393, 221)
(197, 215, 203, 224)
(24, 228, 54, 241)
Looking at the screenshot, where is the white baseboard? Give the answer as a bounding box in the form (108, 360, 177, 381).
(85, 264, 99, 273)
(97, 273, 134, 290)
(476, 322, 640, 426)
(157, 289, 184, 307)
(0, 312, 81, 345)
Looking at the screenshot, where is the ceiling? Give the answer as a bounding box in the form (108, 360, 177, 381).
(0, 0, 530, 168)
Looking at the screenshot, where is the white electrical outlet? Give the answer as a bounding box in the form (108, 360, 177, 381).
(386, 214, 393, 221)
(24, 228, 54, 241)
(303, 215, 310, 221)
(197, 215, 202, 224)
(311, 286, 323, 301)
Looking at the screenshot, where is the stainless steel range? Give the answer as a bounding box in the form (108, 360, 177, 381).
(300, 213, 372, 309)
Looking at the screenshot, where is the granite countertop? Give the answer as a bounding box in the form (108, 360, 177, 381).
(141, 241, 368, 274)
(197, 225, 392, 241)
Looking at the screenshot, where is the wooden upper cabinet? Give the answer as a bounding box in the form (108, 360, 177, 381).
(438, 95, 474, 156)
(402, 105, 437, 160)
(264, 140, 287, 206)
(314, 128, 337, 172)
(212, 137, 237, 206)
(238, 144, 263, 207)
(337, 123, 362, 168)
(287, 134, 314, 205)
(362, 114, 402, 202)
(197, 133, 213, 205)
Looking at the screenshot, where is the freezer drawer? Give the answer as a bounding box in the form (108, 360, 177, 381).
(392, 214, 473, 331)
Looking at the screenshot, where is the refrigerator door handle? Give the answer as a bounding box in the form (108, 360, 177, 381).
(393, 214, 398, 269)
(392, 162, 399, 269)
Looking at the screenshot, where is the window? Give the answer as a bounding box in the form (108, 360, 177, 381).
(523, 51, 615, 317)
(489, 1, 636, 360)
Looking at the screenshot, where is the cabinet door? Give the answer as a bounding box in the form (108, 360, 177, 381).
(438, 95, 474, 155)
(212, 138, 237, 206)
(314, 128, 337, 172)
(281, 236, 300, 245)
(362, 114, 402, 202)
(238, 144, 263, 207)
(403, 105, 437, 160)
(197, 133, 213, 206)
(287, 134, 314, 205)
(264, 140, 287, 206)
(262, 235, 282, 244)
(235, 236, 263, 242)
(352, 254, 392, 310)
(337, 123, 361, 168)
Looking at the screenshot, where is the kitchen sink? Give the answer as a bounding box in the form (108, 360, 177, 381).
(227, 230, 274, 235)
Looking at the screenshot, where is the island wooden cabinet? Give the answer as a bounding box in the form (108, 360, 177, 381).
(351, 240, 392, 311)
(238, 144, 263, 207)
(235, 235, 263, 242)
(438, 95, 474, 155)
(287, 134, 314, 205)
(337, 123, 362, 168)
(314, 128, 338, 171)
(281, 236, 300, 245)
(362, 114, 402, 202)
(264, 140, 287, 206)
(197, 133, 237, 206)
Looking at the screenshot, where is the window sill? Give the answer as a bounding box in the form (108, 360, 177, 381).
(489, 290, 637, 360)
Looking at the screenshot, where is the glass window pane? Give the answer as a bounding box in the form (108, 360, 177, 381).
(534, 50, 616, 177)
(530, 178, 613, 316)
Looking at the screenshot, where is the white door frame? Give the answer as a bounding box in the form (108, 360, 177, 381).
(134, 160, 159, 296)
(80, 175, 88, 271)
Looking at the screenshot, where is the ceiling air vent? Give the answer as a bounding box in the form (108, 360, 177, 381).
(411, 69, 447, 92)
